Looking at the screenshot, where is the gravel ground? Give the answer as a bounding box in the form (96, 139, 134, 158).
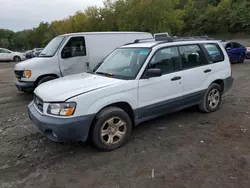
(0, 58, 250, 188)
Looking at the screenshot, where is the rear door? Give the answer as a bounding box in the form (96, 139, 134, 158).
(59, 36, 89, 76)
(179, 44, 212, 98)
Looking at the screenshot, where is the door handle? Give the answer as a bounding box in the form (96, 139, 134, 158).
(171, 76, 182, 81)
(204, 69, 212, 73)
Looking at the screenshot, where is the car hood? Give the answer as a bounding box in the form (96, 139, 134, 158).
(34, 73, 124, 102)
(14, 57, 51, 70)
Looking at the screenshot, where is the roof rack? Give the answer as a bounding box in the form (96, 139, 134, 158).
(134, 38, 155, 43)
(128, 35, 213, 46)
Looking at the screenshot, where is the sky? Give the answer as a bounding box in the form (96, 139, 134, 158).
(0, 0, 104, 31)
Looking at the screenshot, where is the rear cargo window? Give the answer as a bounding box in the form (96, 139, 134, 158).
(203, 43, 224, 63)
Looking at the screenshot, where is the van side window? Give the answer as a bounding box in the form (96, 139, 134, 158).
(148, 47, 181, 75)
(179, 45, 205, 69)
(203, 43, 224, 63)
(62, 37, 86, 58)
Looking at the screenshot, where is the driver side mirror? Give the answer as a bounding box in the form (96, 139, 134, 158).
(145, 68, 162, 78)
(226, 47, 231, 51)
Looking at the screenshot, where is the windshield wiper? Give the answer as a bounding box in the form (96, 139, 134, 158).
(95, 72, 114, 77)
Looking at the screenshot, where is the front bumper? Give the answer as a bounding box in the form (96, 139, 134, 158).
(15, 80, 35, 92)
(28, 102, 94, 142)
(223, 76, 234, 93)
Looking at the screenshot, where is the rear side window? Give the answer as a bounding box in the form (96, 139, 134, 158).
(179, 45, 205, 69)
(203, 43, 224, 63)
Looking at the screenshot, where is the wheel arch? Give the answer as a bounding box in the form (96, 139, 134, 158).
(35, 73, 59, 87)
(211, 79, 224, 93)
(87, 101, 135, 140)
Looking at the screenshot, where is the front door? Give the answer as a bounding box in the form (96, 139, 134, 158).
(138, 46, 183, 120)
(59, 36, 89, 76)
(0, 49, 5, 61)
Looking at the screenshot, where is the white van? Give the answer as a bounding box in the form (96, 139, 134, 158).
(14, 32, 153, 92)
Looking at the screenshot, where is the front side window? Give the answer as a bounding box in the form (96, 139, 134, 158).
(61, 37, 86, 59)
(179, 45, 205, 69)
(0, 49, 11, 53)
(225, 43, 233, 50)
(39, 36, 66, 57)
(95, 48, 150, 80)
(203, 43, 224, 63)
(148, 46, 180, 75)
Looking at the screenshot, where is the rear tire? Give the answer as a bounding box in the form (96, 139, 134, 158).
(238, 53, 245, 63)
(37, 76, 57, 86)
(199, 83, 222, 113)
(13, 56, 21, 62)
(91, 107, 132, 151)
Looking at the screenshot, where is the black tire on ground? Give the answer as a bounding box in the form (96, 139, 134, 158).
(37, 76, 57, 86)
(238, 53, 245, 63)
(199, 83, 222, 113)
(91, 107, 133, 151)
(13, 56, 21, 62)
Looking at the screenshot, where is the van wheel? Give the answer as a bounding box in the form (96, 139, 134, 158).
(199, 83, 222, 113)
(37, 76, 57, 86)
(13, 56, 21, 62)
(91, 107, 132, 151)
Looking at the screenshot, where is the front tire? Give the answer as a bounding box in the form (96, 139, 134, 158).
(91, 107, 132, 151)
(37, 76, 57, 86)
(13, 56, 21, 62)
(199, 83, 222, 113)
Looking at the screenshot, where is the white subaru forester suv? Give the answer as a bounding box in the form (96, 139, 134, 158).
(28, 37, 233, 151)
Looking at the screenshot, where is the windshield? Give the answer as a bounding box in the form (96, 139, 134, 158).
(94, 48, 150, 80)
(39, 36, 66, 57)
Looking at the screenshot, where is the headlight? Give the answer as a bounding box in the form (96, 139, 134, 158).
(47, 102, 76, 116)
(23, 70, 32, 78)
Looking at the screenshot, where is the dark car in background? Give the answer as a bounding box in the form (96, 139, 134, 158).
(25, 50, 33, 58)
(221, 41, 246, 63)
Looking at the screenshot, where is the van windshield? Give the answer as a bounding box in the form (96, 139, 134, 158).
(39, 36, 66, 57)
(94, 48, 150, 80)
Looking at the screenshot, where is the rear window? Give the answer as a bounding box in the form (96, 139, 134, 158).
(203, 43, 224, 63)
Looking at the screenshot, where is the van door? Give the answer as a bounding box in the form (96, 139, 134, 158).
(59, 36, 89, 76)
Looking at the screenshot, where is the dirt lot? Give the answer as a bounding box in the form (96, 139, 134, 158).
(0, 59, 250, 188)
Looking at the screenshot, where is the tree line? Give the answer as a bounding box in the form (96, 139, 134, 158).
(0, 0, 249, 51)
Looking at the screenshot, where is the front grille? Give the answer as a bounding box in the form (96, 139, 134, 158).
(34, 94, 44, 113)
(15, 70, 23, 79)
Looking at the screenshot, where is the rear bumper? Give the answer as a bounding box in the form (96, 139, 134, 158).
(28, 102, 94, 142)
(223, 76, 234, 93)
(15, 80, 35, 91)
